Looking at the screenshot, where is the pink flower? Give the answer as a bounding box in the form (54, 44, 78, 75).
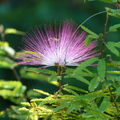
(16, 21, 99, 67)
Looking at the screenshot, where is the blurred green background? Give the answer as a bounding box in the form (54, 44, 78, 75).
(0, 0, 120, 119)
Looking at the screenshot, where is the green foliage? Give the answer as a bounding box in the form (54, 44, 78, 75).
(0, 80, 26, 100)
(105, 7, 120, 18)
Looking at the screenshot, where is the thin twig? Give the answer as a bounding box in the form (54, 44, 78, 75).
(105, 77, 119, 113)
(12, 67, 21, 81)
(74, 10, 107, 35)
(108, 86, 119, 113)
(100, 11, 109, 58)
(1, 33, 5, 42)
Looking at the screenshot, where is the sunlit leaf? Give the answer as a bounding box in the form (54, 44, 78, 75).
(21, 102, 31, 106)
(5, 28, 25, 35)
(33, 89, 50, 96)
(0, 41, 15, 57)
(107, 71, 120, 74)
(0, 41, 9, 46)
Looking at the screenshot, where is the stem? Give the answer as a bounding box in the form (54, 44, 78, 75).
(105, 77, 119, 114)
(0, 25, 5, 42)
(103, 11, 109, 40)
(12, 67, 21, 81)
(1, 33, 5, 42)
(57, 66, 65, 93)
(100, 11, 109, 58)
(101, 12, 120, 116)
(108, 86, 119, 113)
(57, 66, 62, 92)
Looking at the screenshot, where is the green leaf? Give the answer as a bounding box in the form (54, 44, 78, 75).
(0, 41, 9, 46)
(112, 76, 120, 82)
(27, 67, 57, 75)
(107, 71, 120, 74)
(21, 67, 58, 86)
(66, 105, 75, 113)
(98, 0, 113, 3)
(5, 28, 25, 35)
(63, 88, 79, 96)
(33, 89, 50, 96)
(75, 91, 104, 100)
(106, 42, 119, 56)
(99, 97, 110, 112)
(25, 51, 41, 56)
(86, 118, 102, 120)
(53, 102, 70, 112)
(0, 56, 17, 69)
(88, 76, 100, 92)
(0, 41, 15, 57)
(116, 87, 120, 95)
(66, 101, 83, 114)
(109, 24, 120, 32)
(0, 80, 26, 104)
(86, 107, 112, 119)
(48, 74, 61, 82)
(112, 0, 117, 2)
(74, 75, 90, 85)
(97, 59, 106, 80)
(65, 68, 74, 74)
(64, 84, 88, 93)
(105, 7, 120, 18)
(84, 35, 92, 47)
(80, 26, 99, 38)
(74, 57, 98, 75)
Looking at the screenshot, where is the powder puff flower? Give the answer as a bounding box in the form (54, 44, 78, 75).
(16, 21, 99, 67)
